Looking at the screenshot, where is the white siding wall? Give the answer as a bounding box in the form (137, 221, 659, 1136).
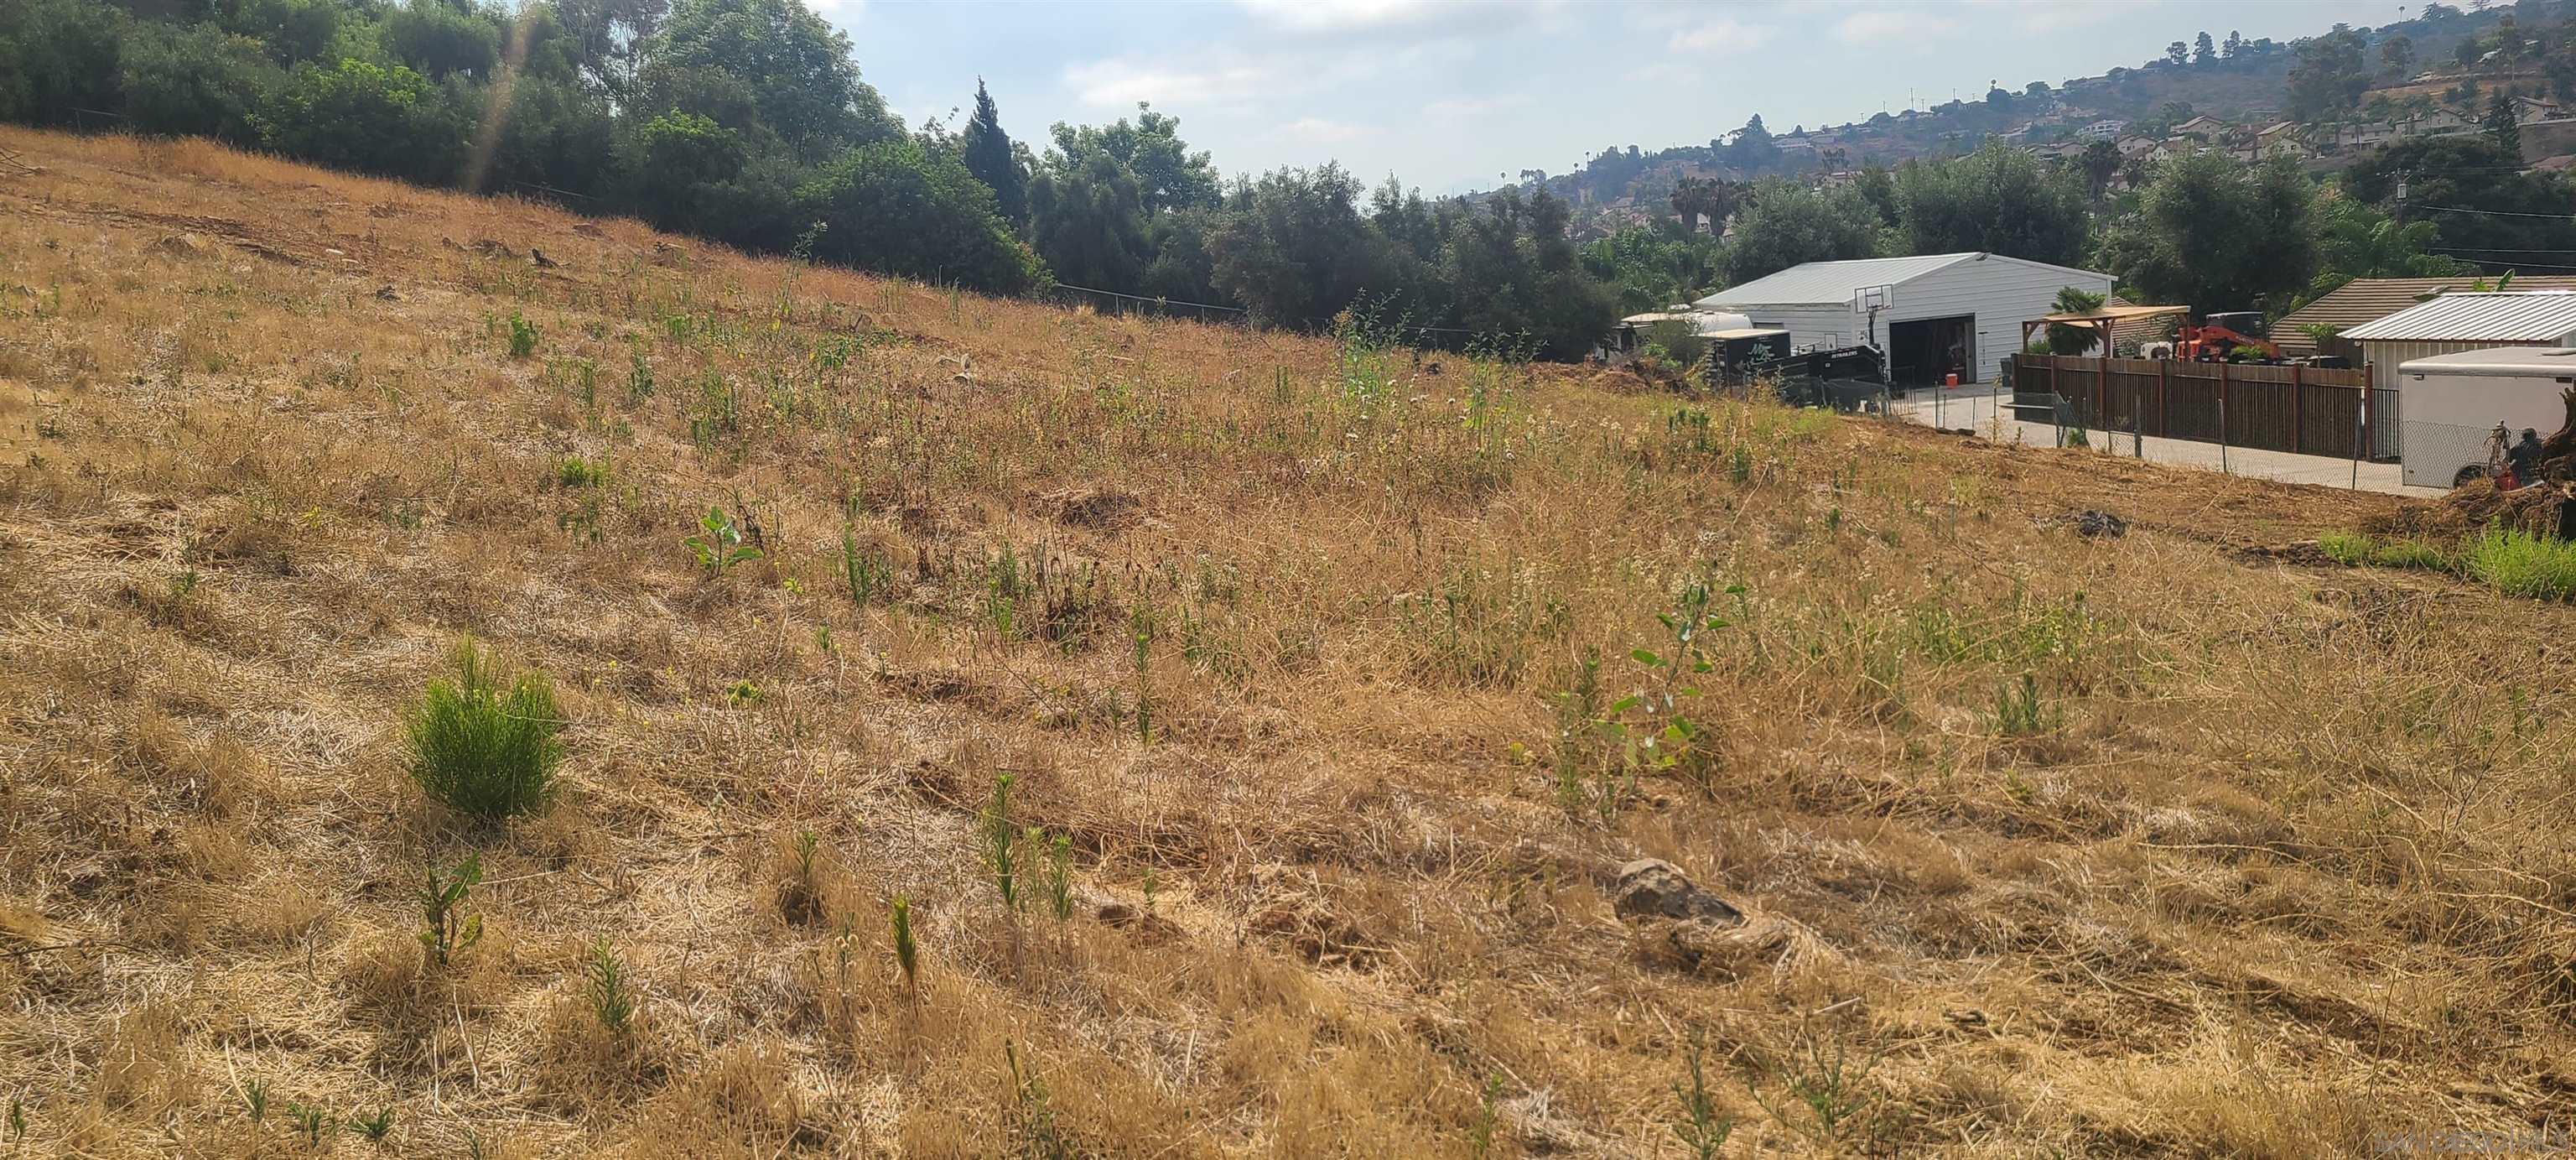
(1885, 258, 2114, 383)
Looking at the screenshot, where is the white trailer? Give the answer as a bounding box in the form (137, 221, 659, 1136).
(2394, 346, 2576, 487)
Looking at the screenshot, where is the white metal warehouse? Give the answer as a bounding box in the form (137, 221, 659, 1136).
(2345, 291, 2576, 460)
(1690, 252, 2114, 386)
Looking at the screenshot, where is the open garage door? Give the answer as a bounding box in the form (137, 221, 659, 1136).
(1889, 315, 1974, 387)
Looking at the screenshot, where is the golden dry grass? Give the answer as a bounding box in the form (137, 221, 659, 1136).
(3, 126, 2574, 1157)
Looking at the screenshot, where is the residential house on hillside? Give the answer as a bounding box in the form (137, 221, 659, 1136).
(2075, 118, 2129, 140)
(2171, 115, 2231, 138)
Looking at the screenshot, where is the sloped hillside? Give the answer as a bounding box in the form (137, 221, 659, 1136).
(3, 127, 2573, 1157)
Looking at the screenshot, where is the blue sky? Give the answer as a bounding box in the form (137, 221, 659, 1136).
(828, 0, 2396, 195)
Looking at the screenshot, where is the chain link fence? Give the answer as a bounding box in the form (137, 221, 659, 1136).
(2402, 419, 2523, 489)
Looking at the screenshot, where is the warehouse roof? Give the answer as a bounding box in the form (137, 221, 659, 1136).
(2275, 277, 2576, 354)
(2344, 291, 2576, 343)
(2395, 346, 2576, 377)
(1692, 252, 2110, 309)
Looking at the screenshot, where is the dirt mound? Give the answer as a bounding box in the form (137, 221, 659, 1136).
(1036, 485, 1143, 530)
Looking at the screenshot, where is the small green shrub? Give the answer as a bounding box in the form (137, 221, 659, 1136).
(405, 640, 565, 819)
(506, 311, 539, 358)
(1671, 1027, 1733, 1159)
(584, 937, 634, 1037)
(2374, 538, 2454, 570)
(2317, 530, 2373, 566)
(891, 895, 918, 1000)
(1989, 672, 2060, 738)
(556, 455, 606, 489)
(418, 853, 485, 967)
(1005, 1040, 1068, 1158)
(286, 1103, 334, 1148)
(2319, 529, 2454, 571)
(349, 1105, 395, 1142)
(242, 1078, 269, 1122)
(2464, 523, 2576, 601)
(983, 773, 1021, 913)
(684, 506, 762, 575)
(840, 529, 891, 605)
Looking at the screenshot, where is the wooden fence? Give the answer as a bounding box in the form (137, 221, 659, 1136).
(2009, 354, 2371, 460)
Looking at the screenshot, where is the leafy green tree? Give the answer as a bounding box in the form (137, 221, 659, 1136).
(1668, 176, 1745, 236)
(1893, 142, 2089, 266)
(382, 0, 503, 81)
(120, 20, 278, 143)
(2285, 23, 2370, 121)
(1207, 163, 1392, 326)
(1581, 225, 1726, 315)
(1140, 206, 1226, 305)
(478, 71, 618, 198)
(0, 0, 126, 128)
(627, 109, 742, 224)
(1047, 104, 1219, 213)
(639, 0, 896, 161)
(2094, 152, 2318, 315)
(1028, 148, 1147, 290)
(2165, 40, 2189, 67)
(959, 78, 1026, 226)
(1724, 114, 1778, 174)
(2078, 139, 2121, 200)
(2302, 188, 2472, 301)
(257, 58, 467, 186)
(795, 136, 1046, 294)
(2485, 91, 2522, 156)
(2194, 31, 2216, 65)
(2044, 286, 2106, 354)
(217, 0, 344, 65)
(2381, 34, 2415, 77)
(1436, 189, 1616, 360)
(2348, 136, 2576, 266)
(1720, 179, 1884, 284)
(553, 0, 668, 96)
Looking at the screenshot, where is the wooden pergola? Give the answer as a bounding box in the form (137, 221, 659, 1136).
(2018, 304, 2190, 355)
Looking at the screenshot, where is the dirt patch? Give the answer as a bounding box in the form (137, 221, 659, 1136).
(1036, 485, 1143, 530)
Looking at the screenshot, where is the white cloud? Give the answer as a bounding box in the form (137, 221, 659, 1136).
(1282, 117, 1370, 144)
(1964, 0, 2118, 34)
(1833, 9, 1961, 44)
(1425, 94, 1535, 122)
(1675, 16, 1774, 52)
(1063, 55, 1293, 110)
(1235, 0, 1440, 33)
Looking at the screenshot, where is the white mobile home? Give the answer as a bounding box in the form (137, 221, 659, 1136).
(2392, 347, 2576, 487)
(1691, 252, 2114, 386)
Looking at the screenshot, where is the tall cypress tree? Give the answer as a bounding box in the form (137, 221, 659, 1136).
(960, 78, 1027, 227)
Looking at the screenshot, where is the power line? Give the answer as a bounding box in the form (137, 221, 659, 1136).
(1051, 283, 1244, 313)
(2407, 201, 2576, 220)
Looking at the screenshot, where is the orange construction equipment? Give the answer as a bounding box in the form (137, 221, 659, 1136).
(2175, 311, 2283, 362)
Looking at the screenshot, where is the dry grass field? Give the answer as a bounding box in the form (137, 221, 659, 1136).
(5, 126, 2576, 1157)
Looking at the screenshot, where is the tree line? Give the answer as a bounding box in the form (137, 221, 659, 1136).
(2, 0, 2563, 360)
(0, 0, 1632, 357)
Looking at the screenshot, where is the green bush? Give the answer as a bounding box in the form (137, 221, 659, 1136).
(405, 640, 565, 819)
(2464, 524, 2576, 601)
(120, 22, 277, 144)
(795, 137, 1048, 294)
(256, 58, 465, 186)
